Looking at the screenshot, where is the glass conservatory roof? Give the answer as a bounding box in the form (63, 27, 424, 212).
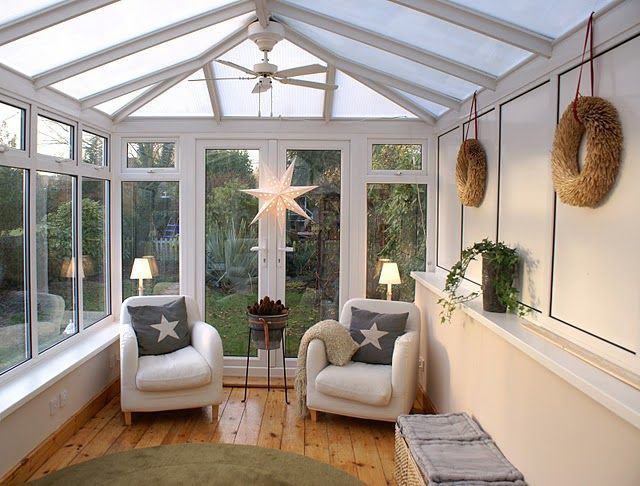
(0, 0, 616, 123)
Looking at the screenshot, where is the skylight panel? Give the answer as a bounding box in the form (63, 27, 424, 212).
(130, 70, 213, 117)
(0, 0, 64, 26)
(0, 0, 243, 76)
(94, 86, 156, 116)
(215, 41, 325, 118)
(448, 0, 615, 38)
(388, 88, 449, 118)
(51, 15, 251, 100)
(283, 18, 479, 101)
(332, 71, 417, 119)
(281, 0, 529, 76)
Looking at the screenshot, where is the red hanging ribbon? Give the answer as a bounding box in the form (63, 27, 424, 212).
(463, 91, 478, 142)
(573, 12, 595, 122)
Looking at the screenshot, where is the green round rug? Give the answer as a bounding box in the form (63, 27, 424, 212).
(31, 443, 363, 485)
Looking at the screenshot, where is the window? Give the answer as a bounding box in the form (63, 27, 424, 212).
(371, 143, 423, 171)
(366, 183, 427, 301)
(0, 166, 29, 374)
(126, 141, 176, 169)
(37, 115, 74, 160)
(122, 181, 179, 298)
(82, 178, 109, 327)
(82, 131, 107, 166)
(0, 101, 26, 150)
(36, 171, 77, 352)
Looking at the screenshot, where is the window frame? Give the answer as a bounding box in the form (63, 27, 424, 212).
(79, 125, 110, 172)
(121, 137, 180, 175)
(367, 138, 427, 176)
(35, 110, 77, 165)
(0, 94, 29, 153)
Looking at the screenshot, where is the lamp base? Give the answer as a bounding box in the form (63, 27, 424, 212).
(138, 278, 145, 296)
(386, 283, 393, 301)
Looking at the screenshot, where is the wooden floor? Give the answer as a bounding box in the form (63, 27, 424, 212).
(29, 387, 397, 485)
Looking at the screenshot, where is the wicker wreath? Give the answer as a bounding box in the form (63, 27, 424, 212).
(551, 96, 622, 208)
(455, 139, 487, 207)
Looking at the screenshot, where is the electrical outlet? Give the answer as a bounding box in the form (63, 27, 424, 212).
(418, 357, 425, 370)
(49, 398, 59, 416)
(59, 389, 68, 408)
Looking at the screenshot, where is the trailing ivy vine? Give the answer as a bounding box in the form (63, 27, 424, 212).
(438, 238, 528, 324)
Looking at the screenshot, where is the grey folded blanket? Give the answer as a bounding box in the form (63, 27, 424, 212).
(294, 319, 359, 417)
(410, 439, 526, 485)
(398, 413, 489, 442)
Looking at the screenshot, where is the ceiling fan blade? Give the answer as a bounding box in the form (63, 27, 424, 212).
(189, 76, 257, 81)
(251, 81, 272, 94)
(278, 78, 338, 90)
(274, 63, 327, 78)
(215, 59, 257, 76)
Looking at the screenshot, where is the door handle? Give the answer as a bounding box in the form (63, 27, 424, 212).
(278, 247, 294, 253)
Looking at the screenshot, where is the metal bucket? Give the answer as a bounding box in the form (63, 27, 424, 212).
(247, 313, 288, 350)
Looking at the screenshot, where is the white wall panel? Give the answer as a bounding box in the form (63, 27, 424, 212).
(552, 36, 640, 352)
(461, 109, 499, 283)
(437, 127, 461, 270)
(498, 83, 555, 310)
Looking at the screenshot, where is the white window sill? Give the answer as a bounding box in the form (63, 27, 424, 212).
(411, 270, 640, 430)
(0, 320, 120, 423)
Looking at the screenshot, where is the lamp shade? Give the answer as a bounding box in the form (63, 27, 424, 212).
(142, 255, 159, 277)
(379, 262, 401, 285)
(130, 258, 153, 280)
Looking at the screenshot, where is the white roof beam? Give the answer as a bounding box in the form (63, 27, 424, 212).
(348, 74, 437, 124)
(33, 0, 254, 88)
(270, 1, 496, 90)
(388, 0, 552, 57)
(112, 72, 193, 123)
(255, 0, 270, 28)
(283, 25, 461, 110)
(323, 65, 336, 122)
(0, 0, 118, 46)
(80, 25, 248, 109)
(203, 63, 222, 122)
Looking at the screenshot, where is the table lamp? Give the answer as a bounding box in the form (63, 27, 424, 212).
(379, 261, 401, 301)
(130, 258, 153, 296)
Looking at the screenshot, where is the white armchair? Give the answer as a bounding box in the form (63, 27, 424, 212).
(306, 298, 421, 422)
(120, 295, 224, 425)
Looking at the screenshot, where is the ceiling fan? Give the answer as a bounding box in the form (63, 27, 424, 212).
(191, 20, 337, 98)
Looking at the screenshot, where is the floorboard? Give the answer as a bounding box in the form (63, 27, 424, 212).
(29, 387, 396, 485)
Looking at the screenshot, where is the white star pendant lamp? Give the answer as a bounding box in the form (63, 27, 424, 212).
(241, 161, 317, 229)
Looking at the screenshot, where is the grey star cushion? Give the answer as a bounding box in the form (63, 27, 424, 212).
(127, 297, 190, 356)
(349, 306, 408, 365)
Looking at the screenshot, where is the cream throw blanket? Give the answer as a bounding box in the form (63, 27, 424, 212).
(295, 319, 359, 417)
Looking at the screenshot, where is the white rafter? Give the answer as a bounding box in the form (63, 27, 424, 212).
(80, 25, 249, 109)
(270, 1, 497, 90)
(203, 62, 222, 122)
(112, 72, 193, 122)
(33, 0, 255, 88)
(255, 0, 270, 28)
(0, 0, 118, 46)
(387, 0, 552, 57)
(323, 65, 336, 122)
(283, 24, 461, 110)
(348, 73, 437, 124)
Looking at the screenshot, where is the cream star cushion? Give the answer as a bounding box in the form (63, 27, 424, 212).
(127, 297, 190, 356)
(348, 307, 408, 365)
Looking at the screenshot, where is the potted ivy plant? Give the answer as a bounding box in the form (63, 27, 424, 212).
(247, 296, 289, 350)
(438, 239, 528, 324)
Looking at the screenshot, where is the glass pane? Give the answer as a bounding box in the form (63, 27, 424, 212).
(82, 131, 107, 166)
(372, 143, 423, 171)
(127, 142, 175, 168)
(122, 181, 179, 299)
(36, 171, 77, 351)
(0, 166, 29, 373)
(82, 178, 109, 327)
(215, 40, 326, 117)
(37, 115, 73, 159)
(205, 149, 260, 356)
(285, 149, 341, 357)
(0, 101, 26, 150)
(94, 85, 156, 116)
(367, 183, 427, 301)
(0, 0, 63, 26)
(332, 71, 417, 119)
(389, 88, 449, 118)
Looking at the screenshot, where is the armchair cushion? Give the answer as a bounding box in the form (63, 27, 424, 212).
(349, 307, 408, 365)
(315, 361, 392, 406)
(128, 297, 190, 356)
(136, 346, 211, 392)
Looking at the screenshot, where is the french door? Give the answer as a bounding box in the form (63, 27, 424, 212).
(197, 140, 349, 374)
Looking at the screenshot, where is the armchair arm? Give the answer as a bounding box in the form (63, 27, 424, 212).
(306, 339, 329, 385)
(391, 331, 419, 398)
(120, 324, 139, 391)
(191, 320, 224, 381)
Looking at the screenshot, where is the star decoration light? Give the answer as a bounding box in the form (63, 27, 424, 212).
(150, 315, 180, 342)
(359, 322, 388, 350)
(241, 161, 317, 228)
